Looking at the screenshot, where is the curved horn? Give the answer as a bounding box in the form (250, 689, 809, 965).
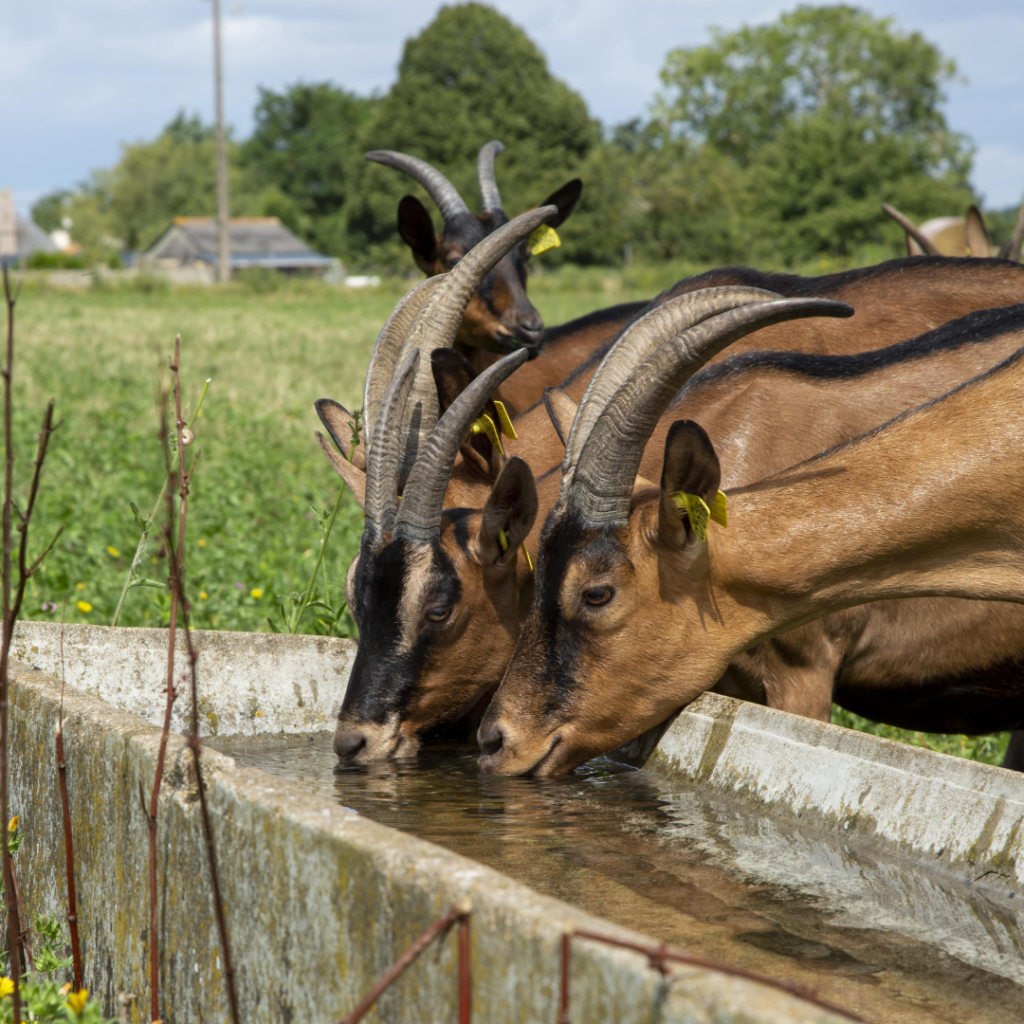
(568, 298, 855, 526)
(366, 150, 471, 224)
(362, 275, 446, 456)
(558, 286, 785, 503)
(394, 205, 557, 486)
(477, 140, 506, 216)
(364, 348, 420, 538)
(394, 348, 530, 543)
(881, 203, 941, 257)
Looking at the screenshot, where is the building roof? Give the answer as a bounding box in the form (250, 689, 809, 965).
(0, 189, 56, 259)
(145, 217, 333, 268)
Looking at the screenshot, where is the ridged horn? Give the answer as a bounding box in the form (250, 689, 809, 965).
(568, 298, 855, 526)
(394, 348, 530, 543)
(364, 348, 420, 538)
(478, 141, 506, 217)
(881, 203, 941, 257)
(393, 205, 557, 486)
(366, 150, 472, 224)
(558, 286, 785, 503)
(362, 275, 446, 456)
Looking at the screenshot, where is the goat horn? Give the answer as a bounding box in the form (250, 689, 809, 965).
(881, 203, 941, 257)
(394, 205, 557, 487)
(394, 348, 530, 543)
(364, 348, 420, 538)
(366, 150, 472, 224)
(477, 141, 506, 217)
(558, 286, 785, 504)
(568, 298, 855, 526)
(362, 275, 446, 458)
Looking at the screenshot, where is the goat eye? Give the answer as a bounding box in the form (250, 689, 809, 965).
(446, 255, 461, 268)
(425, 605, 452, 623)
(583, 586, 614, 607)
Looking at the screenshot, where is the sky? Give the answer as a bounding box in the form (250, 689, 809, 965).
(4, 1, 1024, 215)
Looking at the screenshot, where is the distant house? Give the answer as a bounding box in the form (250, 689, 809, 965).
(144, 217, 335, 275)
(0, 189, 56, 262)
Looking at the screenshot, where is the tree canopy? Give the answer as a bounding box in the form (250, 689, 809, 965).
(34, 3, 988, 269)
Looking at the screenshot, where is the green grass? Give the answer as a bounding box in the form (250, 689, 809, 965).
(9, 268, 1010, 767)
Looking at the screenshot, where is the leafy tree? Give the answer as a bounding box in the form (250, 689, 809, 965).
(30, 191, 70, 233)
(243, 83, 377, 253)
(345, 2, 601, 265)
(654, 5, 974, 259)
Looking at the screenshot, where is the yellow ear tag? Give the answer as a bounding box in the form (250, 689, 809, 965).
(497, 527, 534, 571)
(492, 400, 518, 441)
(529, 223, 561, 256)
(470, 412, 504, 454)
(673, 490, 728, 543)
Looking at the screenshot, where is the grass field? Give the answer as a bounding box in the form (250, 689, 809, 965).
(9, 265, 1010, 766)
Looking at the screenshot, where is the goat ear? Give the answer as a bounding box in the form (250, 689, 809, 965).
(397, 195, 438, 267)
(315, 398, 365, 471)
(539, 179, 583, 228)
(477, 456, 538, 569)
(316, 432, 366, 509)
(543, 387, 578, 448)
(965, 205, 991, 257)
(659, 420, 721, 549)
(430, 349, 502, 479)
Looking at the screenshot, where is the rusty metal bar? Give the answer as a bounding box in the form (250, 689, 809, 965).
(457, 912, 471, 1024)
(339, 899, 472, 1024)
(560, 928, 863, 1023)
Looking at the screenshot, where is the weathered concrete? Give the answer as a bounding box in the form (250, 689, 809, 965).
(8, 654, 845, 1024)
(651, 692, 1024, 890)
(10, 621, 354, 737)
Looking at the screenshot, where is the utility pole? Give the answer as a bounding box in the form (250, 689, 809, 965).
(212, 0, 230, 283)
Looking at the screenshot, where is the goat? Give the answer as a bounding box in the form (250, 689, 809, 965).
(882, 202, 992, 258)
(477, 307, 1024, 776)
(368, 144, 648, 415)
(319, 258, 1024, 761)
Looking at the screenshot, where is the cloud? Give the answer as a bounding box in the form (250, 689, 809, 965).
(6, 0, 1024, 210)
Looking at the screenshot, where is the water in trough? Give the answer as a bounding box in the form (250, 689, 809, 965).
(211, 734, 1024, 1024)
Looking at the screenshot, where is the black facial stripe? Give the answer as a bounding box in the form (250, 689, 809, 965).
(443, 507, 478, 558)
(342, 539, 462, 725)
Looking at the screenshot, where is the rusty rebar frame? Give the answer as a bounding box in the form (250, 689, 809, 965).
(558, 928, 863, 1023)
(338, 900, 472, 1024)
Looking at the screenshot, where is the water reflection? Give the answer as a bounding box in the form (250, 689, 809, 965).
(214, 735, 1024, 1024)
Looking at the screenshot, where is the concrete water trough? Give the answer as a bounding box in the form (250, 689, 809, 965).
(7, 620, 1024, 1022)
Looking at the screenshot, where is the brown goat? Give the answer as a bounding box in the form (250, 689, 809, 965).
(320, 258, 1024, 761)
(368, 143, 647, 415)
(477, 310, 1024, 776)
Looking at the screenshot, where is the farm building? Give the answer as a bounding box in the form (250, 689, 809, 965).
(0, 189, 57, 262)
(143, 217, 335, 275)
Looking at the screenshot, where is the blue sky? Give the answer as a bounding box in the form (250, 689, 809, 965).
(4, 1, 1023, 214)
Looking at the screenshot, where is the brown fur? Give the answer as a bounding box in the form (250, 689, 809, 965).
(329, 260, 1024, 760)
(480, 344, 1024, 775)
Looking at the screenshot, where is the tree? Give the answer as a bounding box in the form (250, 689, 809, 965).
(30, 191, 71, 233)
(344, 3, 601, 265)
(654, 5, 974, 259)
(243, 83, 376, 253)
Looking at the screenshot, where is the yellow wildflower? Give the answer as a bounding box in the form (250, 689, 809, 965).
(199, 592, 208, 600)
(7, 816, 18, 832)
(250, 588, 263, 600)
(151, 556, 159, 564)
(77, 601, 92, 613)
(75, 582, 85, 590)
(59, 983, 72, 996)
(197, 539, 207, 547)
(106, 546, 120, 557)
(67, 988, 89, 1013)
(0, 977, 13, 999)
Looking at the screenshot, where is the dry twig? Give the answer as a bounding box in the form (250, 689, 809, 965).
(56, 598, 82, 988)
(2, 262, 61, 1020)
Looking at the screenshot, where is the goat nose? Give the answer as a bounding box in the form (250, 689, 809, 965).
(334, 726, 367, 760)
(519, 309, 543, 333)
(477, 720, 505, 757)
